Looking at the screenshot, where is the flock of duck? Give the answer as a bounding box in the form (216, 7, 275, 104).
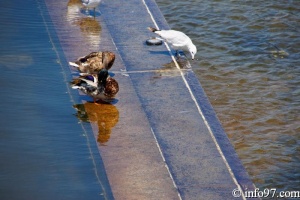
(69, 51, 118, 103)
(70, 0, 197, 103)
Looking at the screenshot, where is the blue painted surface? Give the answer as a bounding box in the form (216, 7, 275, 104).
(0, 0, 113, 199)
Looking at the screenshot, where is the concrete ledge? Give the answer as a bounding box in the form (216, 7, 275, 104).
(45, 0, 257, 199)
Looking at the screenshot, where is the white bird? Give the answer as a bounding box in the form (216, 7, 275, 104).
(148, 27, 197, 60)
(82, 0, 101, 18)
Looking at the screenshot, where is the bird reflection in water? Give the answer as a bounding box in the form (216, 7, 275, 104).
(73, 17, 101, 36)
(151, 57, 191, 79)
(73, 102, 119, 145)
(67, 0, 83, 24)
(67, 0, 102, 49)
(74, 17, 101, 49)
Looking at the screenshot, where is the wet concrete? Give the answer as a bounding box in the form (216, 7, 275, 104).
(45, 0, 257, 199)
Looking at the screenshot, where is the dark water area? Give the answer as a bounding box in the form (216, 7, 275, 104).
(0, 0, 112, 199)
(156, 0, 300, 193)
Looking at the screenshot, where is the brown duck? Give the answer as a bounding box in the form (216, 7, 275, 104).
(69, 51, 115, 74)
(71, 69, 119, 103)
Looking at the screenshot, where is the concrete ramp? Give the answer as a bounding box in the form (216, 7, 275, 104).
(45, 0, 257, 199)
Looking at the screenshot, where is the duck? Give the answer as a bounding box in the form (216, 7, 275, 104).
(148, 27, 197, 60)
(71, 69, 119, 103)
(69, 51, 115, 74)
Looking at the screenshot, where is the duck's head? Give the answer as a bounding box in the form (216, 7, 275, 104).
(189, 44, 197, 60)
(97, 69, 109, 87)
(102, 51, 116, 70)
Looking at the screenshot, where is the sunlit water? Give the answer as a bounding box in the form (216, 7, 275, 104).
(0, 0, 112, 199)
(156, 0, 300, 193)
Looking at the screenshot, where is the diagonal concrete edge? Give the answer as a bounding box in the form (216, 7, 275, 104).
(44, 0, 258, 199)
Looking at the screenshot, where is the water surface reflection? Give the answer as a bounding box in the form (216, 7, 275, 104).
(66, 0, 101, 49)
(74, 102, 119, 145)
(156, 0, 300, 192)
(0, 54, 33, 70)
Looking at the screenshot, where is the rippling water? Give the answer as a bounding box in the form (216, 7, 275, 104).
(156, 0, 300, 192)
(0, 0, 112, 199)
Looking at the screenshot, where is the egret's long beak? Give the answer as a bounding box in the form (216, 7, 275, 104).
(191, 52, 195, 60)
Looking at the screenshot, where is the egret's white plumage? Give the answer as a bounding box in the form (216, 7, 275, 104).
(82, 0, 101, 9)
(82, 0, 101, 17)
(148, 27, 197, 60)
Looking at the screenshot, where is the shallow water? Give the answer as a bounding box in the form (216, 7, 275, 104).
(0, 0, 112, 199)
(156, 0, 300, 193)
